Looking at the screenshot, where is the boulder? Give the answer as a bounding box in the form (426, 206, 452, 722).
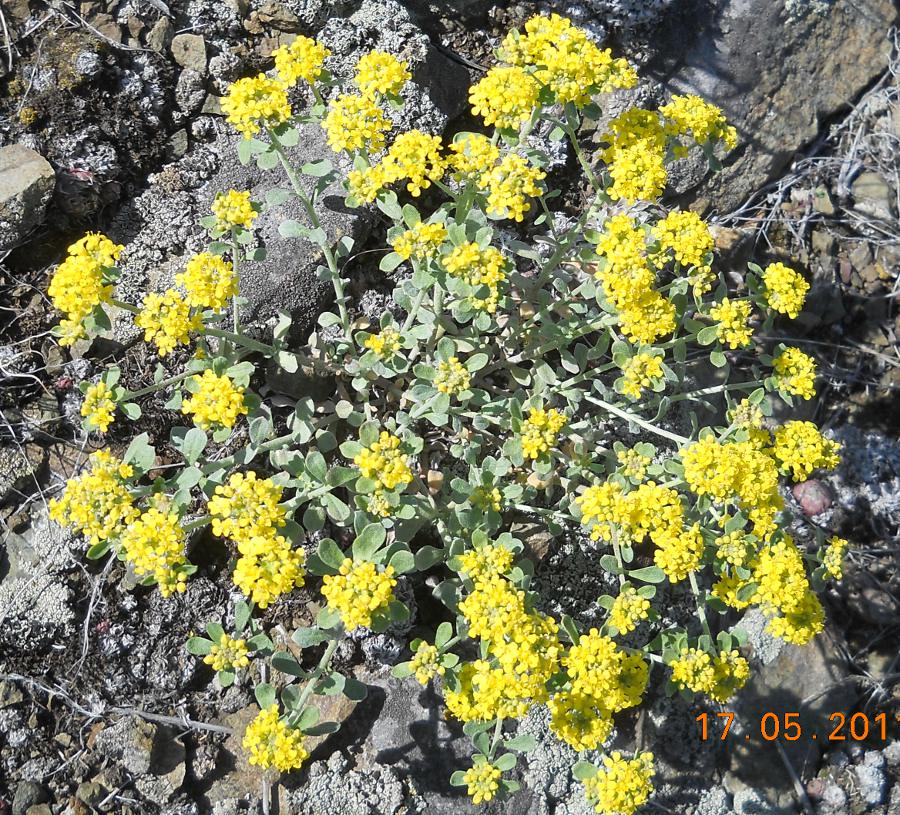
(171, 33, 208, 74)
(649, 0, 898, 212)
(0, 145, 55, 250)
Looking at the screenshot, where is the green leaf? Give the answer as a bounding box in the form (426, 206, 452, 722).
(318, 538, 345, 571)
(629, 565, 667, 584)
(124, 432, 155, 473)
(186, 636, 212, 656)
(697, 325, 720, 346)
(494, 753, 517, 772)
(301, 159, 334, 177)
(599, 554, 622, 575)
(181, 427, 207, 465)
(343, 676, 368, 701)
(391, 661, 414, 679)
(295, 706, 319, 731)
(352, 523, 386, 562)
(121, 402, 141, 420)
(254, 683, 276, 709)
(318, 672, 346, 696)
(710, 350, 728, 368)
(86, 539, 112, 560)
(572, 761, 598, 781)
(271, 651, 308, 677)
(450, 770, 467, 787)
(292, 627, 330, 648)
(504, 734, 537, 752)
(305, 721, 340, 736)
(379, 252, 404, 273)
(435, 621, 453, 649)
(235, 601, 251, 634)
(388, 549, 415, 574)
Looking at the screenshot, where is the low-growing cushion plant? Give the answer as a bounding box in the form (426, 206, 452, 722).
(47, 13, 849, 812)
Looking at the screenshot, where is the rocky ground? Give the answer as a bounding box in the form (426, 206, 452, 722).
(0, 1, 899, 814)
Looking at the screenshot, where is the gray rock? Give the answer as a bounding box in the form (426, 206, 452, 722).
(651, 0, 898, 212)
(0, 444, 46, 504)
(854, 750, 887, 807)
(171, 33, 208, 74)
(851, 171, 895, 220)
(12, 782, 48, 815)
(0, 144, 55, 250)
(176, 69, 208, 115)
(146, 16, 174, 52)
(75, 781, 106, 807)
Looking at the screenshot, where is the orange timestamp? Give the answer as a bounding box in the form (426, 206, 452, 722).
(696, 711, 898, 742)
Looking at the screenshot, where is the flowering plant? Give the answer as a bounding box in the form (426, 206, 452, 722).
(47, 15, 847, 812)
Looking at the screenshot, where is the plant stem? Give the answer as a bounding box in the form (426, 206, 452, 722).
(689, 571, 713, 640)
(205, 327, 276, 356)
(183, 515, 211, 533)
(402, 288, 426, 333)
(583, 394, 690, 445)
(109, 297, 139, 314)
(488, 716, 504, 759)
(231, 229, 242, 340)
(123, 370, 195, 400)
(291, 634, 342, 724)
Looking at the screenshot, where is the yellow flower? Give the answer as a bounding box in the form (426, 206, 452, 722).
(710, 649, 750, 701)
(772, 347, 816, 400)
(822, 536, 848, 580)
(463, 760, 502, 805)
(770, 421, 841, 481)
(715, 530, 753, 568)
(68, 232, 125, 267)
(321, 558, 396, 630)
(443, 242, 508, 313)
(354, 51, 411, 98)
(243, 704, 309, 772)
(81, 381, 116, 433)
(669, 647, 716, 693)
(482, 153, 545, 222)
(762, 262, 809, 319)
(565, 629, 648, 712)
(347, 163, 390, 203)
(136, 289, 201, 356)
(410, 641, 445, 685)
(49, 450, 137, 545)
(208, 471, 287, 545)
(470, 485, 502, 512)
(653, 523, 705, 583)
(120, 507, 190, 597)
(458, 543, 514, 584)
(548, 691, 614, 751)
(181, 370, 248, 430)
(582, 751, 655, 815)
(709, 297, 753, 348)
(520, 407, 567, 460)
(177, 252, 237, 312)
(435, 357, 471, 396)
(322, 93, 391, 153)
(712, 574, 753, 609)
(618, 291, 676, 345)
(353, 430, 413, 493)
(661, 94, 737, 149)
(364, 327, 402, 357)
(221, 74, 292, 139)
(211, 189, 257, 231)
(273, 35, 329, 87)
(380, 130, 445, 197)
(653, 209, 713, 269)
(392, 221, 447, 261)
(752, 536, 809, 615)
(764, 590, 824, 645)
(448, 133, 500, 179)
(468, 65, 540, 130)
(621, 353, 664, 399)
(600, 109, 668, 202)
(608, 585, 650, 634)
(618, 448, 651, 481)
(233, 533, 306, 608)
(204, 633, 251, 671)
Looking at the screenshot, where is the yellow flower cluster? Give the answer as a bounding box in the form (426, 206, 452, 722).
(136, 289, 201, 356)
(600, 109, 669, 202)
(321, 558, 397, 630)
(618, 448, 651, 481)
(48, 233, 122, 346)
(81, 381, 116, 433)
(771, 421, 841, 481)
(471, 485, 502, 512)
(654, 524, 705, 583)
(682, 436, 783, 538)
(120, 507, 189, 597)
(204, 633, 250, 672)
(709, 297, 753, 349)
(449, 133, 500, 180)
(449, 575, 560, 722)
(222, 74, 292, 139)
(482, 153, 545, 222)
(392, 221, 448, 261)
(520, 407, 568, 460)
(499, 13, 636, 106)
(322, 93, 391, 153)
(463, 760, 502, 805)
(773, 347, 816, 400)
(547, 691, 613, 751)
(608, 585, 650, 634)
(443, 242, 508, 313)
(243, 705, 309, 772)
(653, 210, 713, 269)
(353, 431, 413, 492)
(181, 370, 248, 430)
(621, 353, 664, 399)
(752, 536, 824, 644)
(669, 648, 749, 701)
(177, 253, 237, 312)
(762, 262, 809, 319)
(435, 357, 471, 396)
(354, 51, 411, 98)
(364, 327, 402, 357)
(273, 35, 329, 87)
(232, 533, 306, 608)
(565, 629, 648, 712)
(595, 215, 675, 344)
(458, 543, 514, 583)
(823, 536, 848, 580)
(49, 451, 136, 545)
(208, 471, 287, 544)
(211, 190, 257, 231)
(715, 530, 752, 568)
(381, 130, 446, 197)
(469, 65, 540, 131)
(411, 641, 445, 685)
(582, 752, 654, 815)
(661, 94, 738, 149)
